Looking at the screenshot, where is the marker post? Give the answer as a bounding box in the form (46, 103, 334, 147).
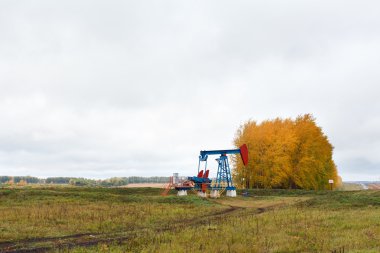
(328, 179, 334, 190)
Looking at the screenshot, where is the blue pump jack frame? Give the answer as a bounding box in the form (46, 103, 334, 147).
(197, 148, 240, 191)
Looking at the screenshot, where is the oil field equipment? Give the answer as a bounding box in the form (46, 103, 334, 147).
(175, 144, 248, 198)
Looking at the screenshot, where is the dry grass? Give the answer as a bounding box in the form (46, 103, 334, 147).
(0, 186, 379, 252)
(0, 187, 224, 245)
(123, 183, 165, 188)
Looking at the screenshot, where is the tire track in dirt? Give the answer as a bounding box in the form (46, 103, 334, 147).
(0, 207, 240, 253)
(0, 203, 285, 252)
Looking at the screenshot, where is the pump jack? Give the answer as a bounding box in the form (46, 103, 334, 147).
(175, 144, 248, 198)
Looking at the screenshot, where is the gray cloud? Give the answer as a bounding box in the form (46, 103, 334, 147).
(0, 0, 380, 180)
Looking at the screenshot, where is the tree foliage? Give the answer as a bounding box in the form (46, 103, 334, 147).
(0, 176, 40, 184)
(46, 177, 74, 184)
(233, 114, 340, 190)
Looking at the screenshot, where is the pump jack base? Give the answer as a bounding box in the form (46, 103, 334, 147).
(177, 190, 188, 196)
(226, 190, 237, 197)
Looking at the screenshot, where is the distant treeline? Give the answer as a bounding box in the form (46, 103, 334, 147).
(0, 176, 170, 187)
(0, 176, 41, 184)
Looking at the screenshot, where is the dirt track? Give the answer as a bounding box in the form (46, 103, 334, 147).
(368, 184, 380, 190)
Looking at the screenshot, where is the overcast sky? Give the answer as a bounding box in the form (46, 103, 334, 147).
(0, 1, 379, 181)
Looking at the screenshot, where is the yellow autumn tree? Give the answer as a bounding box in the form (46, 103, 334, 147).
(233, 114, 339, 190)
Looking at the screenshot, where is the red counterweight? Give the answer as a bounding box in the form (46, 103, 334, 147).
(240, 144, 249, 166)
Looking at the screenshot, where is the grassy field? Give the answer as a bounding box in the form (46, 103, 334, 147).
(0, 186, 379, 252)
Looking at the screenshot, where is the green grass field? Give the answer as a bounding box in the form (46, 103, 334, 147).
(0, 186, 379, 252)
